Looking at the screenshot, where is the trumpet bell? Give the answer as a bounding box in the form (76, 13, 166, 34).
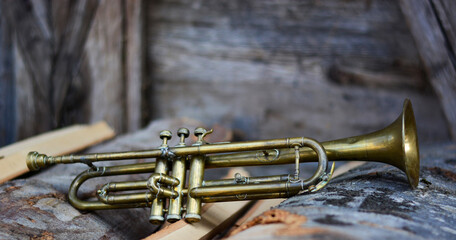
(398, 99, 420, 188)
(318, 99, 419, 188)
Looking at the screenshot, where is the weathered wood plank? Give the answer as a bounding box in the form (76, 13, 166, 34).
(432, 0, 456, 54)
(147, 0, 450, 144)
(50, 0, 99, 126)
(400, 0, 456, 139)
(0, 4, 15, 147)
(83, 0, 126, 134)
(4, 0, 100, 139)
(3, 0, 54, 136)
(125, 0, 145, 132)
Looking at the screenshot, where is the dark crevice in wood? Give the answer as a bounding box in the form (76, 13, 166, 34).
(121, 0, 128, 133)
(430, 0, 456, 71)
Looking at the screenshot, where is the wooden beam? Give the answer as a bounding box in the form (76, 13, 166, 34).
(0, 121, 115, 184)
(400, 0, 456, 139)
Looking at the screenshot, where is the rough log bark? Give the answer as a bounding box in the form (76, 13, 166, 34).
(228, 143, 456, 239)
(400, 0, 456, 139)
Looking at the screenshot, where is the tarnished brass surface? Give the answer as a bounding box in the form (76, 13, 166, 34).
(26, 99, 419, 224)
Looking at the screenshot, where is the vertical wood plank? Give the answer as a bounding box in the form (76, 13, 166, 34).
(84, 0, 126, 134)
(125, 0, 145, 132)
(3, 0, 54, 136)
(432, 0, 456, 52)
(0, 5, 15, 146)
(4, 0, 100, 140)
(50, 0, 99, 125)
(400, 0, 456, 139)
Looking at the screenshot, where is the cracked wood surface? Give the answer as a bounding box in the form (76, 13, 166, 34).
(228, 143, 456, 239)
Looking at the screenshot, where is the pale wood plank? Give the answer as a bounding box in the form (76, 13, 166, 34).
(0, 121, 115, 184)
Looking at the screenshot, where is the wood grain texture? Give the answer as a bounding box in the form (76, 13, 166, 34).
(227, 143, 456, 239)
(400, 0, 456, 139)
(4, 0, 100, 140)
(50, 0, 99, 125)
(432, 0, 456, 55)
(3, 0, 54, 135)
(125, 0, 145, 132)
(147, 0, 450, 143)
(83, 0, 126, 134)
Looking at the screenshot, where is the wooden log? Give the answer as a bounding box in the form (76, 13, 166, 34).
(400, 0, 456, 139)
(0, 121, 114, 184)
(225, 161, 366, 237)
(227, 143, 456, 239)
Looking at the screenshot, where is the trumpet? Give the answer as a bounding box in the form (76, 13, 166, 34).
(26, 99, 419, 224)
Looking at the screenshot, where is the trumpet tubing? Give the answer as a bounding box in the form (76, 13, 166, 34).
(26, 99, 419, 224)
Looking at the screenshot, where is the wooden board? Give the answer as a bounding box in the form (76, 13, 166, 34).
(0, 121, 115, 184)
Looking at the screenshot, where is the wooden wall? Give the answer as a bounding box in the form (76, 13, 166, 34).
(0, 0, 145, 146)
(146, 0, 450, 142)
(0, 0, 454, 147)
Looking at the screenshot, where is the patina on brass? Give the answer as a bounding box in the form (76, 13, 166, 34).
(26, 99, 419, 224)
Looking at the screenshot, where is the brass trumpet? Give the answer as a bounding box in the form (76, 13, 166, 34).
(26, 99, 419, 224)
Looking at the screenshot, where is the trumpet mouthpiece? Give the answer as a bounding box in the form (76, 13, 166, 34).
(26, 151, 51, 171)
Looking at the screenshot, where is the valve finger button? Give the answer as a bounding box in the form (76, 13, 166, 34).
(160, 130, 172, 147)
(177, 128, 190, 138)
(160, 130, 172, 140)
(194, 127, 206, 137)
